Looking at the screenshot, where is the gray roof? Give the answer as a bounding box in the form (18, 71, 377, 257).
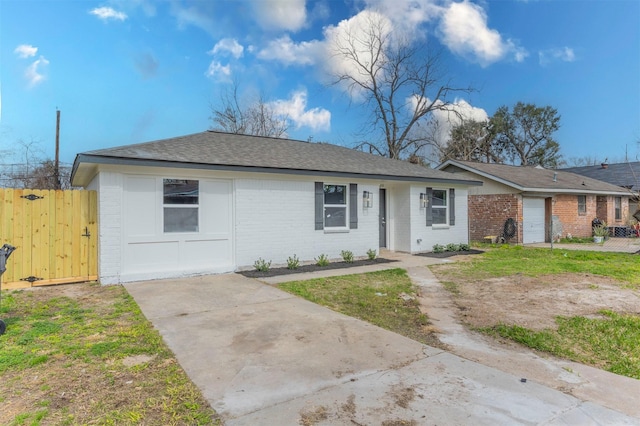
(561, 162, 640, 192)
(72, 131, 481, 186)
(438, 160, 631, 195)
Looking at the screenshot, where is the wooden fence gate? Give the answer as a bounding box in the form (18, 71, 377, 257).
(0, 188, 97, 289)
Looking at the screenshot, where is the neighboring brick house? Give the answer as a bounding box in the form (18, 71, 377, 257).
(561, 161, 640, 219)
(437, 160, 632, 244)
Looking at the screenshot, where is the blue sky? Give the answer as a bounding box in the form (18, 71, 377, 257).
(1, 0, 639, 166)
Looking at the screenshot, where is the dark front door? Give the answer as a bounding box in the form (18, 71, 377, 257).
(379, 188, 387, 248)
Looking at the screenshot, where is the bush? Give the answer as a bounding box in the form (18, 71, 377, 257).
(367, 248, 377, 260)
(458, 243, 470, 251)
(341, 250, 354, 263)
(253, 258, 271, 272)
(446, 243, 460, 252)
(432, 244, 445, 253)
(286, 254, 300, 270)
(315, 254, 329, 267)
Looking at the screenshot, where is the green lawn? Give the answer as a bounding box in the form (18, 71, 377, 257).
(279, 268, 439, 347)
(0, 283, 221, 426)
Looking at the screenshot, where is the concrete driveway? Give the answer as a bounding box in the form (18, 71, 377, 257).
(125, 273, 638, 425)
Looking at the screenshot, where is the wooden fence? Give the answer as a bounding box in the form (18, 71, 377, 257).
(0, 188, 97, 289)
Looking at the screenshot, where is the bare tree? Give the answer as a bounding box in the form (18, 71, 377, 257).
(210, 83, 289, 138)
(0, 139, 71, 189)
(438, 119, 505, 164)
(328, 12, 472, 160)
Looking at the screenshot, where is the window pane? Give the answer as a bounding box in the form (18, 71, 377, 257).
(432, 208, 447, 225)
(324, 185, 346, 205)
(432, 190, 446, 206)
(164, 179, 199, 205)
(615, 197, 621, 219)
(578, 195, 586, 214)
(164, 207, 198, 232)
(325, 207, 346, 227)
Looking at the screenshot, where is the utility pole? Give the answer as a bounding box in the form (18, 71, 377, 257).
(54, 109, 60, 189)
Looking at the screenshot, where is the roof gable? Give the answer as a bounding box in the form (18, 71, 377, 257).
(72, 131, 482, 187)
(438, 160, 631, 195)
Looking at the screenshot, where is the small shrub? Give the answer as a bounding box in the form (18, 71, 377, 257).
(458, 243, 470, 251)
(432, 244, 445, 253)
(253, 258, 271, 272)
(367, 248, 377, 260)
(286, 254, 300, 270)
(446, 243, 460, 252)
(315, 254, 329, 267)
(341, 250, 354, 263)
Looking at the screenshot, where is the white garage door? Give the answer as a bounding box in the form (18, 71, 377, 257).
(523, 197, 546, 244)
(122, 176, 233, 281)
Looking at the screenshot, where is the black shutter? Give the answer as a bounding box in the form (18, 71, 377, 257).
(426, 187, 433, 226)
(349, 183, 358, 229)
(315, 182, 324, 230)
(449, 188, 455, 226)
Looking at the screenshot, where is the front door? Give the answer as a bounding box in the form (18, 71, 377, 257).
(379, 188, 387, 247)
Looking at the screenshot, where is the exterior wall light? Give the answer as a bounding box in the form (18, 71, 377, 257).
(420, 193, 427, 209)
(363, 191, 373, 208)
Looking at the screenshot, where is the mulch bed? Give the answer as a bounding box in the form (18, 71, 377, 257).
(414, 249, 484, 259)
(239, 258, 398, 279)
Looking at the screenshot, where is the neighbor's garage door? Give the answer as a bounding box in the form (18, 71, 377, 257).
(523, 197, 546, 244)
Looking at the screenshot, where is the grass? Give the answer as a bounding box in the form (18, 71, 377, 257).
(432, 245, 640, 380)
(482, 311, 640, 379)
(278, 268, 438, 346)
(433, 244, 640, 288)
(0, 283, 221, 426)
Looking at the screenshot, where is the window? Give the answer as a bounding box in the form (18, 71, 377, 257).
(431, 189, 448, 225)
(163, 179, 199, 232)
(577, 195, 586, 215)
(615, 197, 622, 220)
(324, 184, 347, 228)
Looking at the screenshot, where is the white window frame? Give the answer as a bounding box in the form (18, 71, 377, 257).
(323, 183, 349, 230)
(431, 188, 448, 226)
(577, 195, 587, 215)
(163, 178, 199, 233)
(615, 197, 622, 220)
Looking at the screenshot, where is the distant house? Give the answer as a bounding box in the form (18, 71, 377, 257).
(71, 131, 481, 284)
(437, 160, 631, 244)
(561, 162, 640, 218)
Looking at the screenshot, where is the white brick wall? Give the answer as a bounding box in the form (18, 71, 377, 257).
(92, 172, 123, 284)
(235, 177, 380, 268)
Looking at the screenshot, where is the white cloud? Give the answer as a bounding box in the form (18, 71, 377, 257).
(438, 1, 527, 66)
(410, 96, 488, 146)
(205, 61, 231, 81)
(14, 44, 38, 58)
(253, 0, 307, 32)
(210, 38, 244, 59)
(25, 56, 50, 87)
(539, 47, 576, 66)
(362, 0, 441, 38)
(323, 10, 393, 92)
(89, 6, 128, 21)
(258, 35, 323, 66)
(270, 90, 331, 132)
(171, 3, 215, 34)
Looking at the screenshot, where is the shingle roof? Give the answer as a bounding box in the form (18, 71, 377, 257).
(72, 131, 481, 186)
(439, 160, 631, 195)
(561, 162, 640, 192)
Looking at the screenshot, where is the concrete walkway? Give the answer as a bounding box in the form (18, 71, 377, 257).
(125, 253, 640, 425)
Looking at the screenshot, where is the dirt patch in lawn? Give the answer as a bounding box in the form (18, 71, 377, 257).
(444, 273, 640, 331)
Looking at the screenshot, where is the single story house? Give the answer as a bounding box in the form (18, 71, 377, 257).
(561, 161, 640, 219)
(437, 160, 632, 244)
(71, 131, 481, 284)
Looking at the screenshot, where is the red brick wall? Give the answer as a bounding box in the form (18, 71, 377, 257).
(552, 194, 596, 238)
(468, 194, 520, 242)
